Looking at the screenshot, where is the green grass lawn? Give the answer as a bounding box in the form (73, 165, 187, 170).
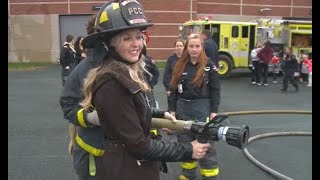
(155, 60, 166, 69)
(8, 62, 54, 70)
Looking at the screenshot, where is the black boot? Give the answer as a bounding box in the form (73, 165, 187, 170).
(159, 161, 168, 173)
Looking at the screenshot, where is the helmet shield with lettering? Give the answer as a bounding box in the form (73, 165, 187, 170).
(83, 0, 153, 48)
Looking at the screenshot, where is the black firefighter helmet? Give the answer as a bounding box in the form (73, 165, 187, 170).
(83, 0, 153, 48)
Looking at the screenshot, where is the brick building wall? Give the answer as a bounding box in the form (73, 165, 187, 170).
(8, 0, 311, 62)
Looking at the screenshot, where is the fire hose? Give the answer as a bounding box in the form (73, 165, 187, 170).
(151, 110, 312, 180)
(152, 114, 250, 149)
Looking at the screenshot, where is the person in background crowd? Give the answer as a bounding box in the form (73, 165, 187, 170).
(74, 36, 86, 65)
(280, 47, 299, 92)
(271, 53, 280, 83)
(60, 34, 77, 87)
(163, 39, 185, 110)
(250, 44, 262, 85)
(299, 54, 309, 83)
(201, 30, 219, 68)
(257, 40, 274, 86)
(306, 53, 312, 87)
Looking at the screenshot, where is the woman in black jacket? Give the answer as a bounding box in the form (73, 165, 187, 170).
(163, 39, 185, 110)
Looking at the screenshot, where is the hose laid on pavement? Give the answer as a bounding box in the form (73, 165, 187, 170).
(243, 132, 311, 180)
(221, 110, 312, 180)
(222, 110, 312, 116)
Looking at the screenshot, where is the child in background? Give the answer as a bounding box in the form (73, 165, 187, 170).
(271, 53, 280, 83)
(306, 54, 312, 87)
(300, 54, 310, 83)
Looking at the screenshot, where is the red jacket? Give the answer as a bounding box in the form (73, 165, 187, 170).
(257, 46, 274, 64)
(271, 56, 279, 64)
(306, 59, 312, 72)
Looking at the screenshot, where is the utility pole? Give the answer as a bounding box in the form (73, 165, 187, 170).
(190, 0, 192, 20)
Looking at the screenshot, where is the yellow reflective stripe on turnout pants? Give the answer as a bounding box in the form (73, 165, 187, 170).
(200, 167, 220, 177)
(89, 154, 96, 176)
(75, 134, 104, 156)
(181, 162, 198, 169)
(178, 133, 219, 179)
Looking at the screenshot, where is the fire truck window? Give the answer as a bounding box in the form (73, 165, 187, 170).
(242, 26, 249, 38)
(232, 26, 239, 38)
(224, 37, 229, 48)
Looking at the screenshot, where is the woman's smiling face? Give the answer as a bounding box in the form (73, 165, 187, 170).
(113, 28, 143, 63)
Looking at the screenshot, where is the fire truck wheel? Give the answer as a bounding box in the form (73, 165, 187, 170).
(217, 54, 233, 78)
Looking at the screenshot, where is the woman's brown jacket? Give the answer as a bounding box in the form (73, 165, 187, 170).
(92, 63, 193, 180)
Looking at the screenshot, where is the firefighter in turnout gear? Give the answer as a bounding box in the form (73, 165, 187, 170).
(169, 33, 221, 180)
(59, 14, 108, 180)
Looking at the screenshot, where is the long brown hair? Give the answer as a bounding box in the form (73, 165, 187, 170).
(80, 31, 150, 109)
(170, 33, 208, 88)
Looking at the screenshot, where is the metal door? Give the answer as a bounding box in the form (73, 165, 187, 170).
(59, 14, 92, 46)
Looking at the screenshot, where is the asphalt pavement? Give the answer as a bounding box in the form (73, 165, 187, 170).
(8, 65, 312, 180)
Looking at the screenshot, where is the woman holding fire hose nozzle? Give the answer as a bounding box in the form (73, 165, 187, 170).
(80, 0, 211, 179)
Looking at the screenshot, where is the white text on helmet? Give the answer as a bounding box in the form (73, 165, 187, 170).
(128, 8, 143, 15)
